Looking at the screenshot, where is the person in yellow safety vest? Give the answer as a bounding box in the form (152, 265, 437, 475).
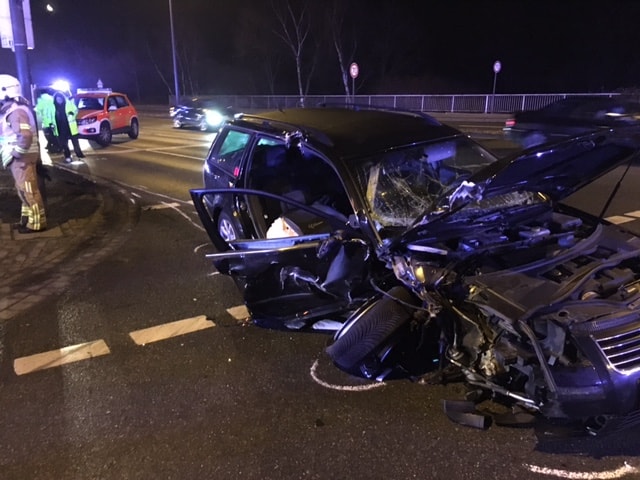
(52, 90, 84, 163)
(0, 74, 47, 233)
(34, 87, 60, 153)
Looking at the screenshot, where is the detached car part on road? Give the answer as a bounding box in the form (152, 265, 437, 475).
(191, 106, 640, 435)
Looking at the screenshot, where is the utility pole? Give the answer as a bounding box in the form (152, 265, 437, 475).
(169, 0, 179, 106)
(8, 0, 31, 100)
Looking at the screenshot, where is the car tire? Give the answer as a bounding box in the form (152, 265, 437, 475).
(173, 118, 183, 129)
(325, 285, 418, 376)
(199, 119, 209, 132)
(97, 122, 112, 146)
(128, 118, 139, 139)
(217, 211, 239, 242)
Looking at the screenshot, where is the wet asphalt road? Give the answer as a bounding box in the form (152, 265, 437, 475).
(1, 114, 640, 479)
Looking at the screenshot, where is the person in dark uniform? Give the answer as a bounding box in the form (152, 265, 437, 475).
(52, 91, 84, 163)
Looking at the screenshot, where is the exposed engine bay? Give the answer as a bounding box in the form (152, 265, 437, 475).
(326, 198, 640, 435)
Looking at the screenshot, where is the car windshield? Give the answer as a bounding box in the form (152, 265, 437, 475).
(353, 137, 498, 228)
(76, 96, 104, 110)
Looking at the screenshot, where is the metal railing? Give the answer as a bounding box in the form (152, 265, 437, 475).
(173, 93, 625, 114)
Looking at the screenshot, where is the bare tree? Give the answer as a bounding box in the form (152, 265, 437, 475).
(234, 5, 283, 94)
(271, 0, 315, 105)
(145, 41, 174, 96)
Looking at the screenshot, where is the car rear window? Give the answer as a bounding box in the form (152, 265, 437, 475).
(209, 128, 252, 174)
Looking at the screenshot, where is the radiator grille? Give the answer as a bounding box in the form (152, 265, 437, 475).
(594, 327, 640, 373)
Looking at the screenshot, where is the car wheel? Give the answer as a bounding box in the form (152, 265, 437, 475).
(199, 119, 209, 132)
(128, 118, 139, 139)
(217, 211, 239, 242)
(325, 286, 418, 376)
(97, 122, 112, 146)
(173, 118, 183, 129)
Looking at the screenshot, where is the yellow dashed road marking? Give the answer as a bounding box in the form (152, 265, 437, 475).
(605, 215, 635, 225)
(14, 340, 111, 375)
(129, 315, 215, 345)
(227, 305, 250, 320)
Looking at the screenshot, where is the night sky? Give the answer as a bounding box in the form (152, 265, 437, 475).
(2, 0, 640, 103)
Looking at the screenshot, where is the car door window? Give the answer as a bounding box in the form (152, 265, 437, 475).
(245, 137, 351, 237)
(115, 95, 129, 108)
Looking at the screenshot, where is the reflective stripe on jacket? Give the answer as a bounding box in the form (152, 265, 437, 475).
(1, 102, 39, 168)
(35, 93, 55, 129)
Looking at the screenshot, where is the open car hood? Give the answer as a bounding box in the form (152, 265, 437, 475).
(410, 127, 640, 230)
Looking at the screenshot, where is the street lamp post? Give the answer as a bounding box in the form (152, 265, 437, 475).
(169, 0, 179, 106)
(491, 60, 501, 113)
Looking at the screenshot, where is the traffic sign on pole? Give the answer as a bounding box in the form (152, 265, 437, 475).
(0, 0, 35, 50)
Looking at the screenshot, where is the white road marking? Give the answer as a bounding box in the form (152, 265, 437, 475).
(13, 340, 110, 375)
(93, 145, 208, 160)
(623, 209, 640, 218)
(194, 242, 211, 253)
(309, 359, 386, 391)
(129, 315, 215, 345)
(144, 202, 181, 211)
(163, 202, 205, 230)
(526, 462, 638, 479)
(605, 215, 635, 225)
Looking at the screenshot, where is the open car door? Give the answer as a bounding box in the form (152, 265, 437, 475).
(190, 188, 373, 331)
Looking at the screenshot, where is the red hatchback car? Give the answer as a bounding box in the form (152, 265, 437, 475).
(75, 89, 139, 146)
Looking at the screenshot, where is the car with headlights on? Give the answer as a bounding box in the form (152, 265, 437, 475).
(504, 96, 640, 148)
(190, 106, 640, 436)
(171, 98, 233, 132)
(75, 88, 139, 146)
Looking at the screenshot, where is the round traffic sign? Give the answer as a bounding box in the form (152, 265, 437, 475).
(350, 62, 359, 79)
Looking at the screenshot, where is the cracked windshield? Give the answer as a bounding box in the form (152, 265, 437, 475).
(355, 137, 498, 228)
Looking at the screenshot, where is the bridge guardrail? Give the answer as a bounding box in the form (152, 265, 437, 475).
(168, 92, 626, 114)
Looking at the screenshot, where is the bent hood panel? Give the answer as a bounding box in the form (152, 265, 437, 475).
(402, 128, 640, 243)
(409, 128, 640, 231)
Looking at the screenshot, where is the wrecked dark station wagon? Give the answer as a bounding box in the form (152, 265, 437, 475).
(191, 106, 640, 435)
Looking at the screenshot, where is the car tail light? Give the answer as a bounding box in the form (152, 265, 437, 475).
(505, 118, 516, 128)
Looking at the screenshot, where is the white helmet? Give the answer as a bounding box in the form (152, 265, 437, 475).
(0, 74, 21, 101)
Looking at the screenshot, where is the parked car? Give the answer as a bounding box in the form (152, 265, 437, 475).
(503, 96, 640, 148)
(75, 89, 139, 146)
(191, 106, 640, 435)
(171, 98, 233, 132)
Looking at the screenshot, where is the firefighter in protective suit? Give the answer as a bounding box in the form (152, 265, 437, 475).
(0, 74, 47, 233)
